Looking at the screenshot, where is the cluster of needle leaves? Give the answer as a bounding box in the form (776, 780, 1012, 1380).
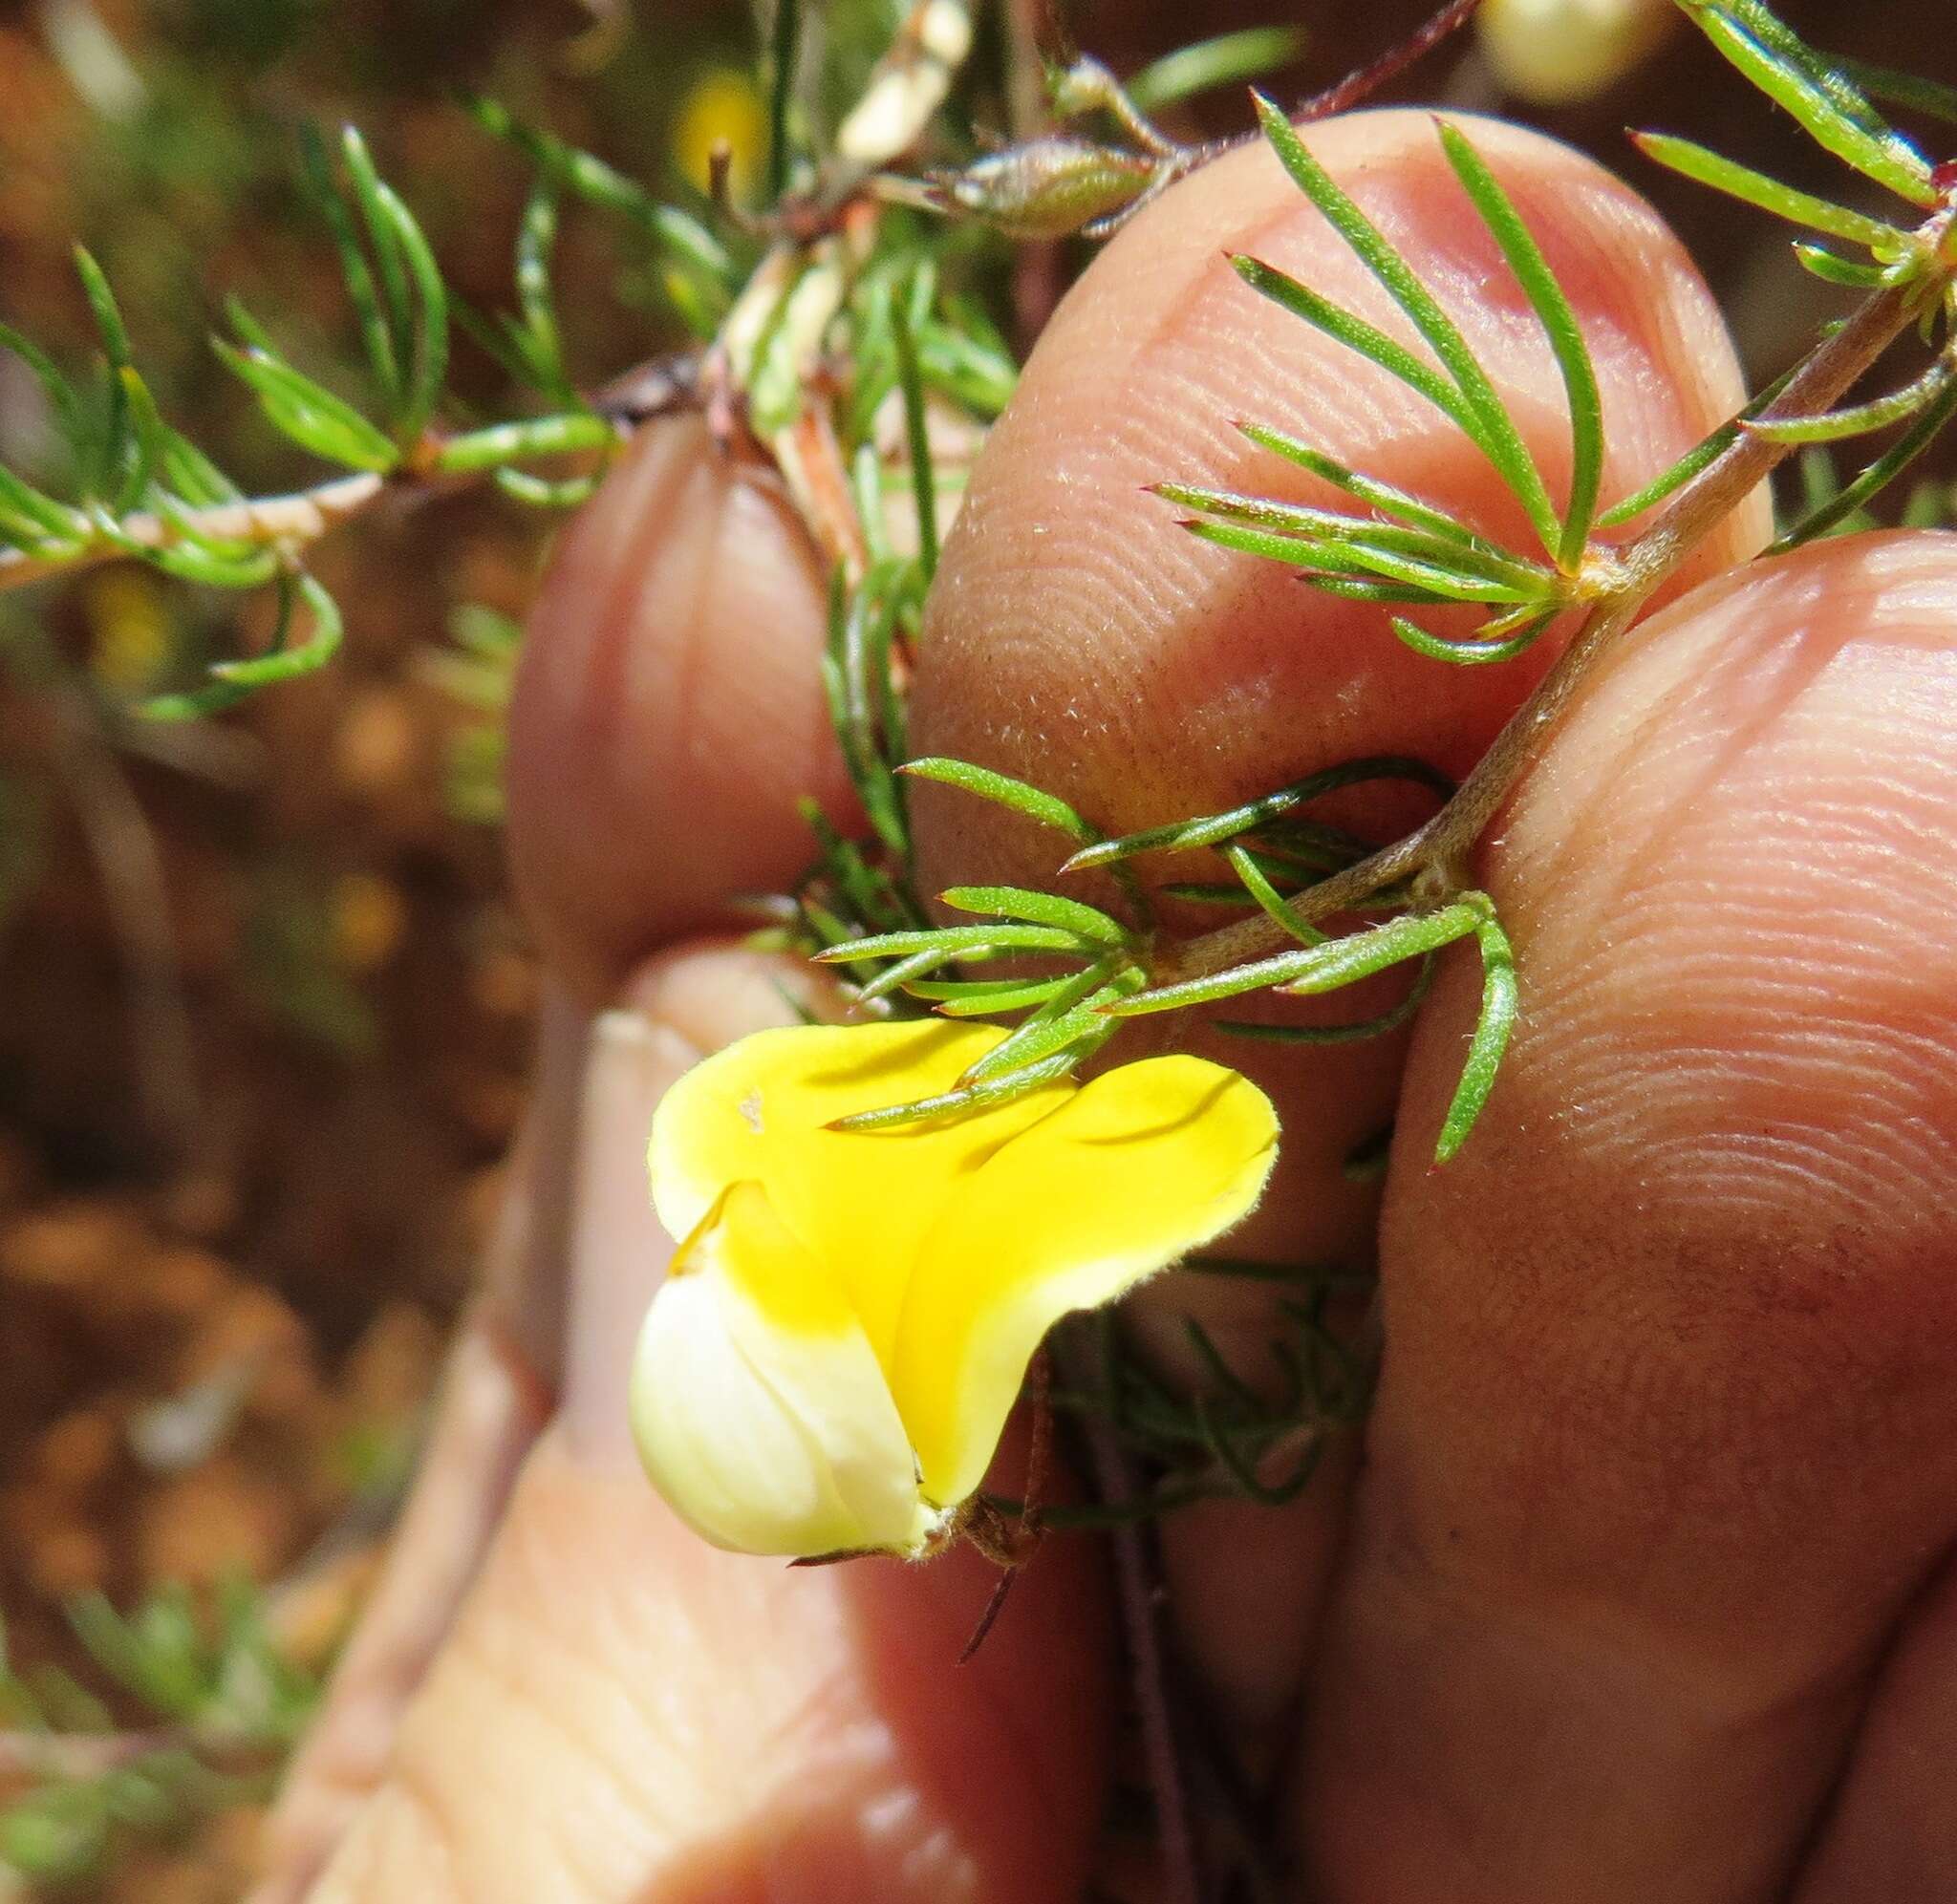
(804, 0, 1957, 1188)
(0, 1587, 318, 1888)
(0, 122, 650, 717)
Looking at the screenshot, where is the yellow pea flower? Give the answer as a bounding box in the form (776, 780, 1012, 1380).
(630, 1020, 1279, 1559)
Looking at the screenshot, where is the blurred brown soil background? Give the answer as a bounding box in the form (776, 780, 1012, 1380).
(0, 0, 1949, 1894)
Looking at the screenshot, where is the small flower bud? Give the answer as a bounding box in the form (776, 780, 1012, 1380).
(927, 138, 1161, 240)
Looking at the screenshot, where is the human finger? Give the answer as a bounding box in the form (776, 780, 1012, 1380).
(1298, 530, 1957, 1899)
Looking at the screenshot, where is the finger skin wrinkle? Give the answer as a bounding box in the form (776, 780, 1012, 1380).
(317, 1758, 460, 1903)
(1494, 544, 1957, 1316)
(1793, 1544, 1957, 1901)
(438, 1469, 951, 1899)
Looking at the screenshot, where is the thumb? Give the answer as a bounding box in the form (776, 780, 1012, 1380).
(302, 947, 1115, 1903)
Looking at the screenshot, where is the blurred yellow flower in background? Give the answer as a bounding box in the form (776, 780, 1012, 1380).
(671, 67, 766, 199)
(85, 567, 172, 695)
(1477, 0, 1676, 105)
(630, 1021, 1279, 1559)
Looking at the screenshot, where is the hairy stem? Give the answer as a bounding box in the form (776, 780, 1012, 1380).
(1153, 274, 1925, 986)
(0, 473, 384, 593)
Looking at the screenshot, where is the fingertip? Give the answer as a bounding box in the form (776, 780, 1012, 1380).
(507, 417, 858, 1004)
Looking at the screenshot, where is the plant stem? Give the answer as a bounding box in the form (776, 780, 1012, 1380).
(0, 472, 385, 593)
(1153, 274, 1924, 987)
(1054, 1324, 1205, 1904)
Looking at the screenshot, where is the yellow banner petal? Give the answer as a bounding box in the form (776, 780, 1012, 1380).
(891, 1058, 1280, 1508)
(648, 1021, 1071, 1360)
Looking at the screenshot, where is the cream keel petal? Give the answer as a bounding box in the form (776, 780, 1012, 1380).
(892, 1058, 1279, 1508)
(631, 1185, 934, 1557)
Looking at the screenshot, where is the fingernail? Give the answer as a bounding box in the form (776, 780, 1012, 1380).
(561, 1009, 702, 1468)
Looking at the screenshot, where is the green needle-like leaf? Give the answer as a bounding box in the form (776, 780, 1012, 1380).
(72, 249, 138, 504)
(1630, 132, 1904, 246)
(1128, 26, 1307, 111)
(123, 530, 277, 590)
(818, 558, 915, 864)
(1791, 244, 1894, 289)
(1708, 0, 1910, 140)
(0, 466, 86, 546)
(798, 796, 912, 936)
(1833, 54, 1957, 126)
(371, 178, 448, 440)
(157, 430, 239, 509)
(339, 129, 413, 372)
(72, 248, 132, 371)
(1215, 952, 1435, 1045)
(961, 962, 1141, 1082)
(1271, 901, 1484, 995)
(139, 571, 341, 719)
(1221, 843, 1325, 947)
(214, 340, 400, 472)
(1231, 255, 1473, 442)
(1746, 356, 1954, 443)
(1595, 365, 1800, 527)
(1770, 369, 1957, 550)
(939, 885, 1130, 945)
(1235, 423, 1479, 544)
(851, 442, 892, 564)
(432, 413, 613, 473)
(1436, 121, 1602, 570)
(1163, 482, 1548, 588)
(512, 181, 571, 403)
(828, 1047, 1084, 1130)
(1108, 900, 1484, 1018)
(211, 571, 344, 685)
(849, 946, 968, 1005)
(814, 922, 1093, 962)
(1062, 756, 1452, 872)
(899, 758, 1099, 843)
(1435, 902, 1517, 1162)
(110, 371, 179, 526)
(492, 469, 598, 509)
(297, 123, 402, 407)
(1283, 570, 1442, 605)
(917, 974, 1077, 1015)
(891, 267, 938, 580)
(1678, 0, 1935, 206)
(1178, 515, 1551, 604)
(1389, 606, 1557, 666)
(766, 0, 801, 202)
(1250, 94, 1559, 556)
